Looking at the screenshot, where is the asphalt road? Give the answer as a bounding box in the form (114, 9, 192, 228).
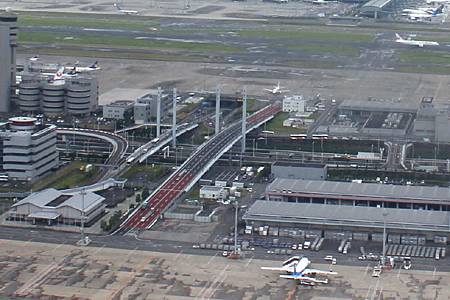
(0, 225, 448, 273)
(117, 104, 280, 233)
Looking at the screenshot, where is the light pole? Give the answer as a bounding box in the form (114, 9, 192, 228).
(382, 210, 388, 266)
(234, 200, 239, 256)
(252, 138, 255, 157)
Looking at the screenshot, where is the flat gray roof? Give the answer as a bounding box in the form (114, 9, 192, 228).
(362, 0, 392, 9)
(266, 178, 450, 204)
(338, 99, 417, 113)
(273, 162, 326, 168)
(244, 201, 450, 232)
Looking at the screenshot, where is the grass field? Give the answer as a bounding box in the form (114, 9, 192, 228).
(32, 161, 98, 191)
(122, 165, 167, 181)
(265, 112, 307, 134)
(397, 65, 450, 75)
(18, 15, 158, 31)
(398, 50, 450, 65)
(286, 44, 360, 57)
(238, 29, 373, 43)
(18, 31, 242, 53)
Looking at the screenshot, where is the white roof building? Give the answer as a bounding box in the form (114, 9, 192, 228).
(9, 188, 106, 226)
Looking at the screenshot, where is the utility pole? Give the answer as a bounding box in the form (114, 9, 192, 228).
(382, 210, 388, 266)
(156, 86, 162, 138)
(172, 88, 177, 148)
(215, 84, 221, 135)
(78, 189, 90, 246)
(241, 87, 247, 154)
(233, 200, 239, 257)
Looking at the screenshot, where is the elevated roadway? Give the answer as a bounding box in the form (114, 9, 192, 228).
(57, 128, 128, 166)
(115, 103, 281, 234)
(126, 123, 198, 165)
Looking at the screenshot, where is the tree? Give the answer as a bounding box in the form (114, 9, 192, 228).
(135, 193, 142, 203)
(129, 203, 135, 210)
(142, 187, 150, 199)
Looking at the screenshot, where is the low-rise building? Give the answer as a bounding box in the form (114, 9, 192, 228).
(282, 95, 305, 113)
(103, 100, 134, 120)
(134, 91, 169, 125)
(8, 188, 106, 226)
(200, 186, 229, 200)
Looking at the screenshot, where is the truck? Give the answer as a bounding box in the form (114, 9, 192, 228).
(303, 241, 311, 249)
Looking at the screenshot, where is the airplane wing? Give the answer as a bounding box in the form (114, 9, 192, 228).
(302, 268, 338, 276)
(261, 266, 290, 272)
(263, 88, 273, 92)
(279, 89, 290, 93)
(280, 274, 328, 284)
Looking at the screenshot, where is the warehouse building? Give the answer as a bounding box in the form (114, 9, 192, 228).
(243, 200, 450, 239)
(8, 188, 106, 226)
(271, 162, 327, 181)
(200, 186, 229, 200)
(266, 178, 450, 211)
(0, 117, 58, 181)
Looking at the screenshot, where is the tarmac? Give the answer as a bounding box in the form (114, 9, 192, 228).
(1, 238, 449, 299)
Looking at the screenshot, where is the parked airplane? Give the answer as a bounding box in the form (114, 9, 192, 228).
(29, 55, 40, 62)
(261, 256, 337, 285)
(66, 61, 101, 73)
(426, 0, 450, 4)
(395, 33, 439, 47)
(404, 4, 444, 19)
(264, 82, 289, 94)
(113, 3, 139, 15)
(0, 7, 11, 12)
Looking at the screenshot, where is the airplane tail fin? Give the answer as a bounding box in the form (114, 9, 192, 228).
(53, 66, 65, 80)
(433, 4, 444, 15)
(90, 61, 98, 68)
(395, 33, 403, 40)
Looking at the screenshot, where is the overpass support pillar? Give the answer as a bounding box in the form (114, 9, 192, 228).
(241, 87, 247, 154)
(157, 87, 162, 138)
(215, 84, 221, 135)
(172, 88, 177, 148)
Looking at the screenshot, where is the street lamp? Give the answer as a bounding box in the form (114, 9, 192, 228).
(382, 210, 388, 266)
(232, 201, 247, 257)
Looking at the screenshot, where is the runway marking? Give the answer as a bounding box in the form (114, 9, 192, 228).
(245, 256, 253, 267)
(91, 244, 105, 256)
(363, 263, 370, 277)
(195, 263, 230, 299)
(207, 253, 218, 265)
(174, 250, 183, 261)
